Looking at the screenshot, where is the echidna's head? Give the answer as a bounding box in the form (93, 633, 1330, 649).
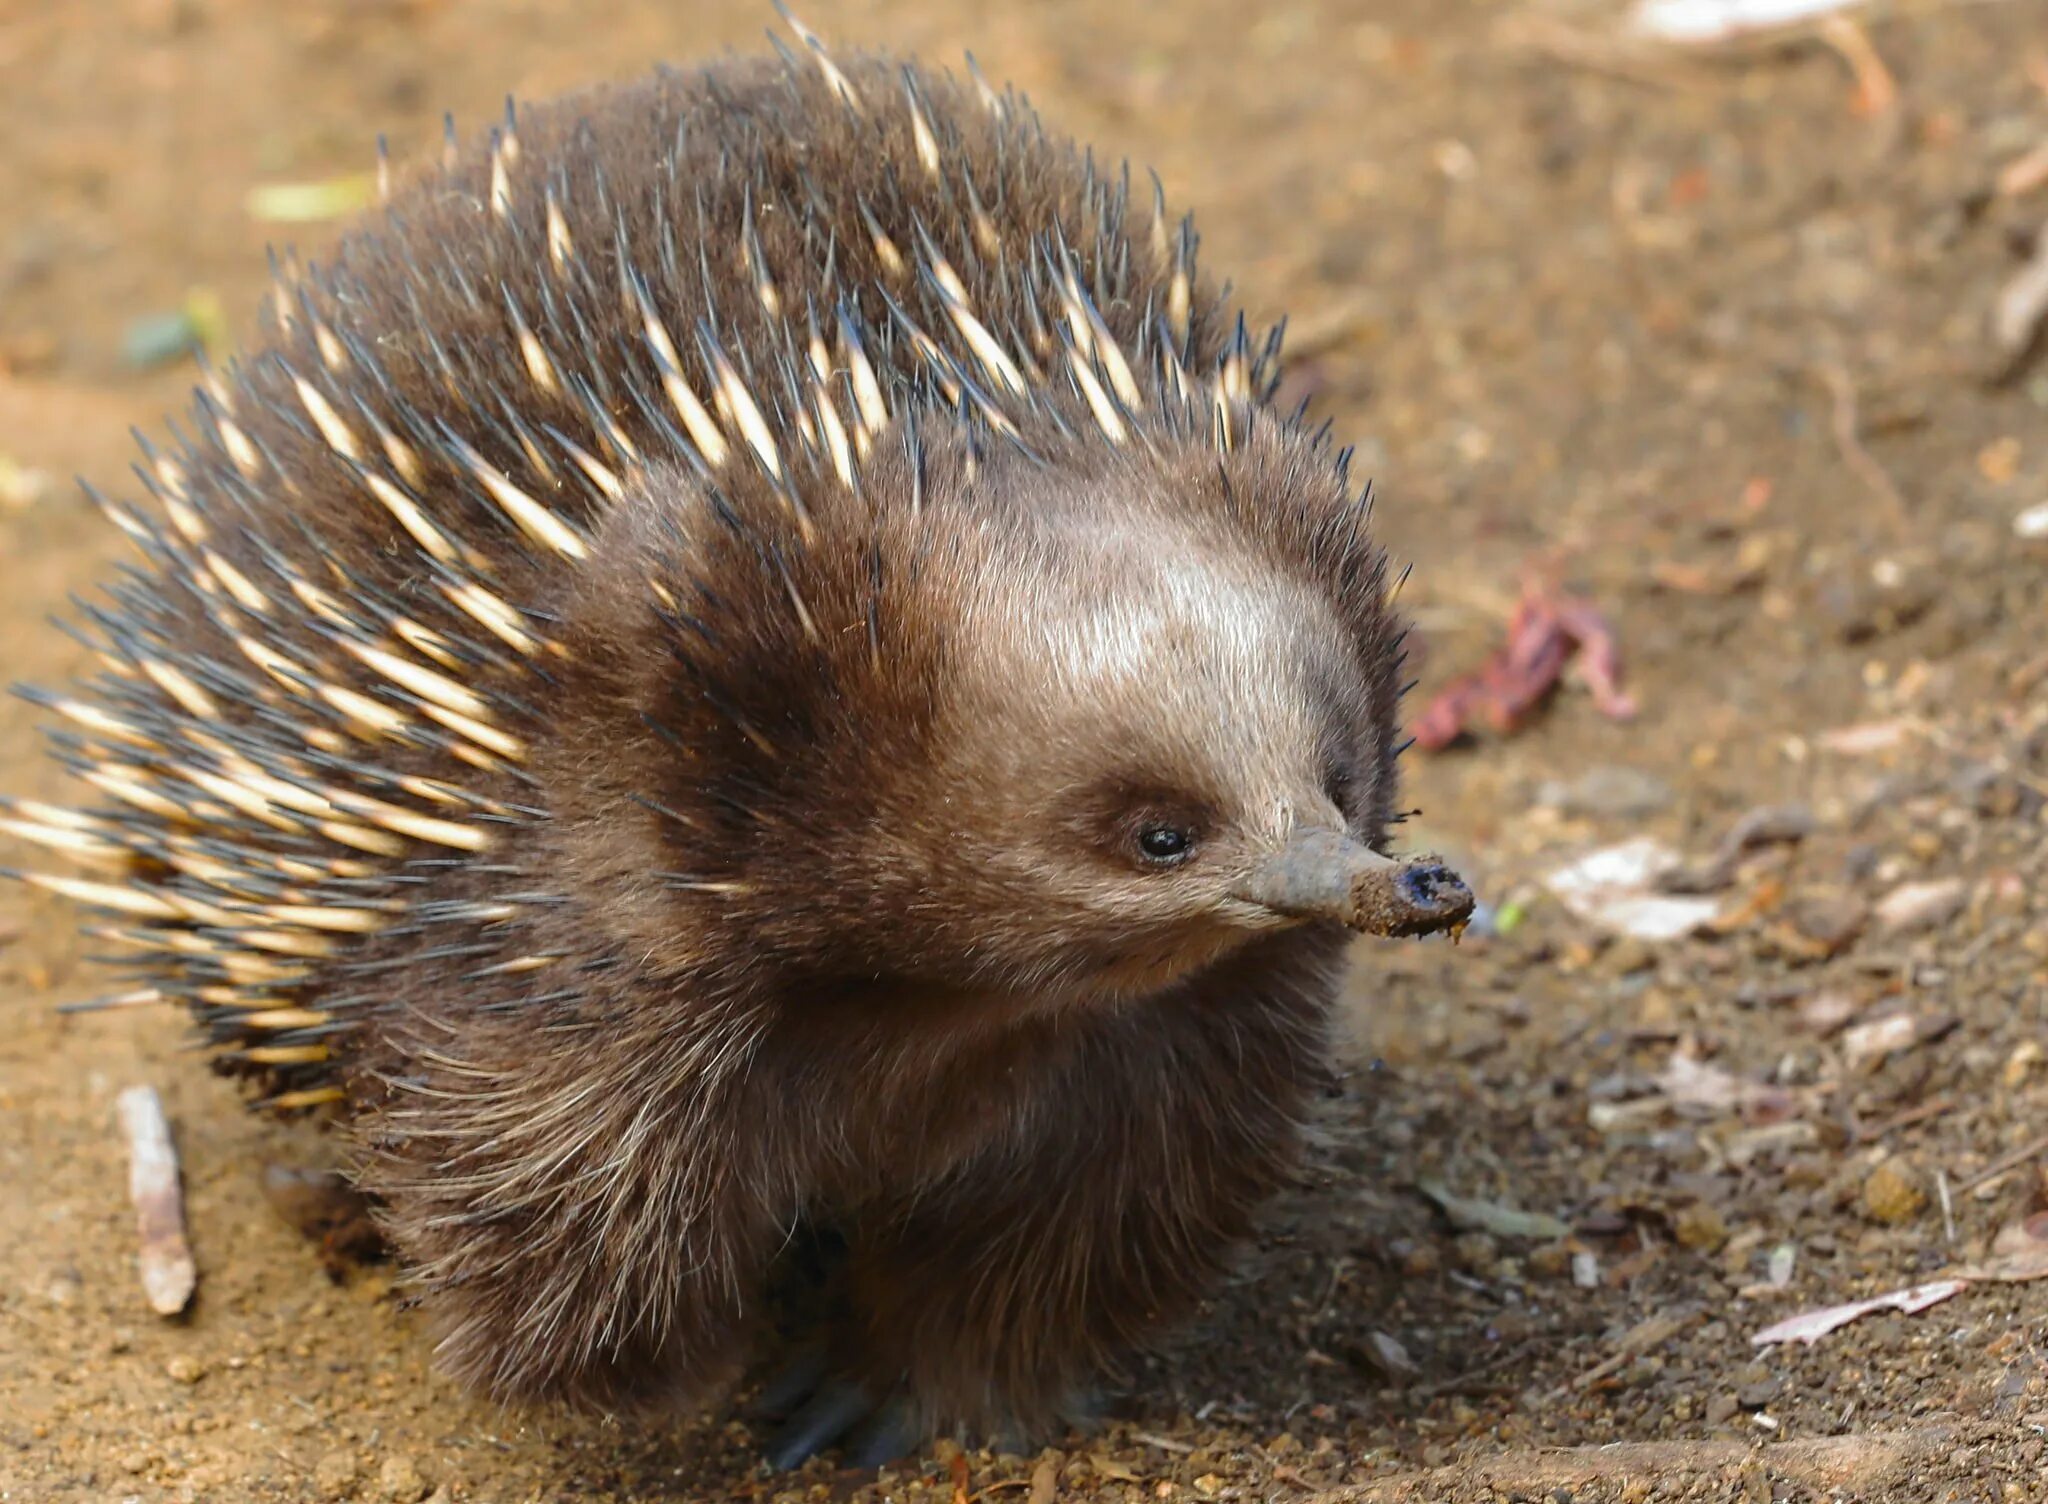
(549, 415, 1462, 1017)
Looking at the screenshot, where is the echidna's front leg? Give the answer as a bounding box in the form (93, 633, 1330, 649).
(825, 955, 1335, 1459)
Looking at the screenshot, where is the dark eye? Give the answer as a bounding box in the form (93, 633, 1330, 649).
(1136, 824, 1194, 865)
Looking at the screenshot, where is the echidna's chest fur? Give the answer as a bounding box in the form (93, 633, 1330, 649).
(17, 21, 1416, 1448)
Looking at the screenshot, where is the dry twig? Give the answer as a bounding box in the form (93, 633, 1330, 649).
(116, 1084, 196, 1316)
(1817, 360, 1909, 528)
(1955, 1130, 2048, 1194)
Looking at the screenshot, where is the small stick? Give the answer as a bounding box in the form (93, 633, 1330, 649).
(1852, 1094, 1954, 1143)
(1817, 359, 1909, 529)
(1954, 1130, 2048, 1194)
(116, 1085, 196, 1316)
(1817, 15, 1898, 115)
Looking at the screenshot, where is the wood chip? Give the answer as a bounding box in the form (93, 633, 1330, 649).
(116, 1085, 196, 1316)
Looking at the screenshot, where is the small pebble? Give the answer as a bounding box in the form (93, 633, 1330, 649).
(1389, 1238, 1440, 1277)
(1673, 1203, 1728, 1252)
(376, 1454, 429, 1503)
(41, 1268, 82, 1306)
(1736, 1376, 1782, 1409)
(313, 1448, 360, 1501)
(1875, 878, 1967, 933)
(1862, 1159, 1927, 1225)
(2004, 1040, 2042, 1089)
(164, 1355, 204, 1385)
(1783, 893, 1867, 956)
(1452, 1231, 1500, 1274)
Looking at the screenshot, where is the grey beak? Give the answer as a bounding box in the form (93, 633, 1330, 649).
(1232, 829, 1474, 939)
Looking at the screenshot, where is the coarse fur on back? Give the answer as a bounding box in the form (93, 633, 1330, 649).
(8, 13, 1416, 1451)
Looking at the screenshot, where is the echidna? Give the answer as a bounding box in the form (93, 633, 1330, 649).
(7, 10, 1473, 1468)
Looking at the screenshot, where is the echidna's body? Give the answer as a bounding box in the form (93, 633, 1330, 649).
(11, 18, 1468, 1461)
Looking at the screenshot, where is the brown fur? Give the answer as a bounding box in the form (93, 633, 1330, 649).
(19, 40, 1407, 1441)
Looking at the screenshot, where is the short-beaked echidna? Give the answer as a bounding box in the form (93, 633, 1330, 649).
(7, 11, 1472, 1466)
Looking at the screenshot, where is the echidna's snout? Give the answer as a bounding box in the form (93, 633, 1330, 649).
(1231, 828, 1473, 939)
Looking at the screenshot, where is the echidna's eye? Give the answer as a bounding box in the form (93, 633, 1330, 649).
(1136, 824, 1194, 865)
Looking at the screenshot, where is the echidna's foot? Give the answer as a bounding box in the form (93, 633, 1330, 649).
(756, 1362, 915, 1470)
(259, 1164, 385, 1279)
(1052, 1385, 1107, 1440)
(753, 1352, 1101, 1470)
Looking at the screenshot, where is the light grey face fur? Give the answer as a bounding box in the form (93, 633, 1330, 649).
(938, 493, 1359, 966)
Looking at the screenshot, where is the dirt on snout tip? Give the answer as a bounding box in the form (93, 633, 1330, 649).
(5, 0, 2048, 1501)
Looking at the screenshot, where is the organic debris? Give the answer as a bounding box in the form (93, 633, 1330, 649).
(1660, 803, 1814, 893)
(1954, 1214, 2048, 1284)
(1752, 1280, 1967, 1347)
(121, 289, 226, 370)
(115, 1085, 195, 1316)
(1625, 0, 1896, 117)
(1655, 1051, 1799, 1123)
(1410, 583, 1635, 751)
(1874, 878, 1967, 932)
(1755, 1219, 2048, 1347)
(1990, 224, 2048, 381)
(1541, 838, 1725, 941)
(1414, 1179, 1572, 1241)
(1627, 0, 1867, 47)
(245, 173, 378, 224)
(1815, 717, 1922, 755)
(1997, 140, 2048, 200)
(0, 453, 53, 512)
(1840, 1010, 1957, 1070)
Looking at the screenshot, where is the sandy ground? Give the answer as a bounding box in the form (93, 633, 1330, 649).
(4, 0, 2048, 1500)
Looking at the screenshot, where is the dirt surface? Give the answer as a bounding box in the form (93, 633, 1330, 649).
(5, 0, 2048, 1500)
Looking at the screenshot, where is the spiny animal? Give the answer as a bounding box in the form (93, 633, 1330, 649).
(6, 10, 1473, 1467)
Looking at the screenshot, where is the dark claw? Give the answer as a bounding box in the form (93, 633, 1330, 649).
(1059, 1386, 1106, 1437)
(844, 1398, 918, 1469)
(764, 1376, 878, 1470)
(747, 1341, 830, 1422)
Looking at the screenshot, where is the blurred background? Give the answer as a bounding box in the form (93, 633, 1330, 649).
(3, 0, 2047, 1498)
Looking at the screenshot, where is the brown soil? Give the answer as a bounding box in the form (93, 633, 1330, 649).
(5, 1, 2048, 1501)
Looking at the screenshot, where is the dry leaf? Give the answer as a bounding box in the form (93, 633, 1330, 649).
(1543, 838, 1726, 941)
(1751, 1280, 1966, 1346)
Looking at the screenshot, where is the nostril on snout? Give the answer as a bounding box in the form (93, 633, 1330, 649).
(1398, 863, 1454, 910)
